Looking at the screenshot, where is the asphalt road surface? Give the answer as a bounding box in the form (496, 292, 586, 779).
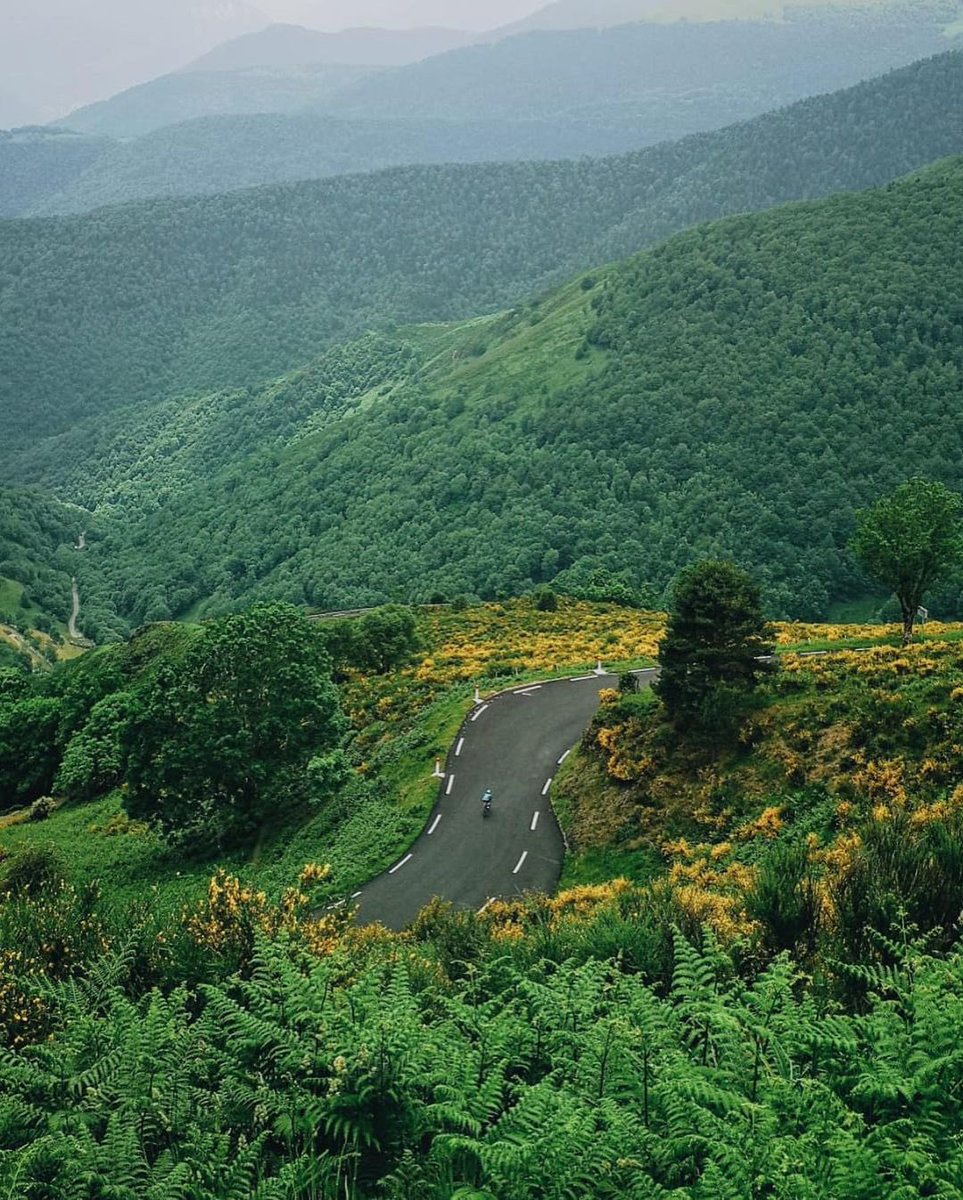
(355, 668, 658, 930)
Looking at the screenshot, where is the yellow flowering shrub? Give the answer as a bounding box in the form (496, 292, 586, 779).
(0, 948, 51, 1048)
(185, 865, 339, 960)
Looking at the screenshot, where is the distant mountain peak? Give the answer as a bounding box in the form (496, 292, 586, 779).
(184, 23, 471, 71)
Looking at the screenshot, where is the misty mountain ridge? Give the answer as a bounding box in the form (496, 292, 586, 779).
(184, 24, 472, 70)
(313, 4, 963, 123)
(55, 65, 380, 140)
(498, 0, 959, 32)
(3, 48, 960, 476)
(41, 2, 961, 147)
(0, 0, 267, 125)
(10, 48, 961, 219)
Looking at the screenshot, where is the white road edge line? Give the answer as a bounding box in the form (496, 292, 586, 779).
(557, 748, 571, 766)
(542, 778, 553, 796)
(470, 704, 490, 722)
(428, 814, 442, 835)
(570, 674, 595, 682)
(445, 775, 455, 796)
(531, 811, 540, 831)
(513, 851, 528, 875)
(455, 737, 465, 756)
(389, 853, 414, 875)
(478, 897, 496, 914)
(351, 891, 362, 899)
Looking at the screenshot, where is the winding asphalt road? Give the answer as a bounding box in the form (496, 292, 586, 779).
(355, 668, 658, 930)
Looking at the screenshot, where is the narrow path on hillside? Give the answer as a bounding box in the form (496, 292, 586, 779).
(68, 578, 81, 640)
(355, 668, 658, 931)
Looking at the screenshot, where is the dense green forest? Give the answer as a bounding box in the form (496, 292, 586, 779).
(0, 128, 108, 219)
(52, 158, 957, 624)
(2, 50, 961, 470)
(17, 48, 961, 219)
(23, 114, 659, 218)
(323, 3, 960, 126)
(0, 488, 85, 633)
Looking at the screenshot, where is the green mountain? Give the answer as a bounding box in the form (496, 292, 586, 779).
(23, 113, 660, 218)
(3, 49, 960, 471)
(59, 64, 380, 139)
(324, 3, 961, 130)
(0, 487, 86, 636)
(67, 157, 963, 627)
(0, 127, 110, 218)
(13, 30, 950, 218)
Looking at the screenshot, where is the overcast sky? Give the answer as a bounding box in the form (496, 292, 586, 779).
(0, 0, 547, 125)
(255, 1, 545, 29)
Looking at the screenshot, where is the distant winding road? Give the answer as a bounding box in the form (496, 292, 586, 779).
(356, 668, 658, 930)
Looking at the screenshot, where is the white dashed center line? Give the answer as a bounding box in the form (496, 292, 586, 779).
(513, 851, 528, 875)
(530, 811, 540, 831)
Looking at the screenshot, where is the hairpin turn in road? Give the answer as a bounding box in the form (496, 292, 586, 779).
(354, 669, 658, 930)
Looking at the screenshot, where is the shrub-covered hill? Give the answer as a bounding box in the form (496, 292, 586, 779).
(559, 632, 963, 957)
(4, 614, 963, 1196)
(74, 158, 963, 625)
(2, 50, 961, 467)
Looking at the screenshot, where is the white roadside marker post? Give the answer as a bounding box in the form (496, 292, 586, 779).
(433, 760, 445, 778)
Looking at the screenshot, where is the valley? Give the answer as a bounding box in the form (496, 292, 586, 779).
(2, 12, 963, 1195)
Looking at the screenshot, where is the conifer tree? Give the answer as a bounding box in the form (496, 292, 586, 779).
(655, 560, 773, 733)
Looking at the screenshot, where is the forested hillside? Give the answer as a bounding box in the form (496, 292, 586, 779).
(76, 159, 963, 624)
(0, 488, 83, 634)
(58, 63, 380, 140)
(0, 128, 109, 219)
(3, 51, 961, 466)
(324, 3, 960, 128)
(24, 114, 655, 218)
(26, 49, 963, 219)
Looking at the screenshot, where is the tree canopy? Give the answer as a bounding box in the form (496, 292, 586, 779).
(123, 603, 345, 849)
(851, 477, 963, 643)
(655, 560, 774, 733)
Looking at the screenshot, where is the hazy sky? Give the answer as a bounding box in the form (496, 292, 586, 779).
(0, 0, 547, 125)
(255, 1, 546, 29)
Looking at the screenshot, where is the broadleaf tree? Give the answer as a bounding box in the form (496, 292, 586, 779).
(851, 478, 963, 644)
(123, 602, 346, 849)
